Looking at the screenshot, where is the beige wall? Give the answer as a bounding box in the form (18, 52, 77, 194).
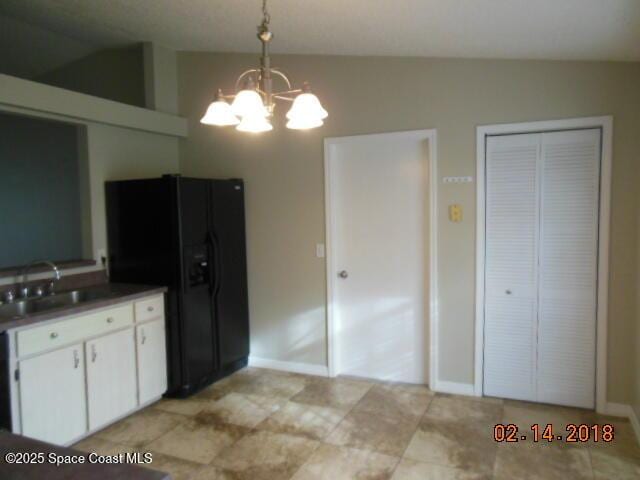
(37, 45, 146, 108)
(144, 43, 179, 115)
(178, 53, 640, 403)
(85, 123, 180, 261)
(635, 175, 640, 419)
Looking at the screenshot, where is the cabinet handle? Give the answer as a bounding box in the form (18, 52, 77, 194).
(141, 329, 147, 345)
(147, 306, 154, 312)
(73, 350, 80, 369)
(50, 332, 58, 339)
(91, 344, 97, 363)
(106, 317, 114, 324)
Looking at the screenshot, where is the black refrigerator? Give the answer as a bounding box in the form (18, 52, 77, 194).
(105, 175, 250, 397)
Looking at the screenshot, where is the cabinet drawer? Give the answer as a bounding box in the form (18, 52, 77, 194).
(17, 304, 134, 357)
(135, 295, 164, 323)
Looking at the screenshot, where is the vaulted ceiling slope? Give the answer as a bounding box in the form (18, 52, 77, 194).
(0, 14, 104, 78)
(1, 0, 640, 62)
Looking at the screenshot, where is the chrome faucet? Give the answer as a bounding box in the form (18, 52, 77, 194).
(18, 260, 61, 298)
(3, 290, 15, 303)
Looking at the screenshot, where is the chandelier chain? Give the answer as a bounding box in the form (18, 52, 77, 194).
(262, 0, 271, 25)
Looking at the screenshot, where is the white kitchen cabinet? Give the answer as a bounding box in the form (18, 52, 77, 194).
(136, 319, 168, 405)
(135, 295, 164, 323)
(86, 328, 137, 430)
(19, 343, 87, 445)
(17, 304, 133, 357)
(8, 292, 168, 446)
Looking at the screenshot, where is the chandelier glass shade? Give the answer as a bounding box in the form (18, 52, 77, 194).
(286, 92, 329, 126)
(286, 116, 323, 130)
(236, 113, 274, 133)
(200, 0, 328, 133)
(200, 95, 240, 126)
(231, 88, 269, 118)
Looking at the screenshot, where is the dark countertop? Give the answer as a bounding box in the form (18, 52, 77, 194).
(0, 430, 170, 480)
(0, 284, 168, 333)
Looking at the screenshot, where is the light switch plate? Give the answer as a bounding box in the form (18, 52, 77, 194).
(316, 244, 325, 258)
(449, 204, 463, 222)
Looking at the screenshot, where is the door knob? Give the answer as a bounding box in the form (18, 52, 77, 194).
(338, 270, 348, 279)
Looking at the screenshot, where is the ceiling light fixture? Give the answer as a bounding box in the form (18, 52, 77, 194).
(200, 0, 328, 133)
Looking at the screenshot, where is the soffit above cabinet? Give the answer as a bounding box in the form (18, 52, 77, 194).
(0, 74, 187, 137)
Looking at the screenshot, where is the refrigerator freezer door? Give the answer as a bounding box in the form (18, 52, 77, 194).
(178, 178, 218, 392)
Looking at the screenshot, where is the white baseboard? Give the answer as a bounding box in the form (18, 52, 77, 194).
(599, 402, 640, 446)
(432, 380, 476, 397)
(601, 402, 632, 418)
(249, 356, 329, 377)
(630, 406, 640, 447)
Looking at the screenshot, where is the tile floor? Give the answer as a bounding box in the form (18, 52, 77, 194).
(73, 367, 640, 479)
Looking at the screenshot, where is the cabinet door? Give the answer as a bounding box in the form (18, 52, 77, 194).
(137, 320, 168, 404)
(20, 343, 87, 445)
(86, 329, 137, 430)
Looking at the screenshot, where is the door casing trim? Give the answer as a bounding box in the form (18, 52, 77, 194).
(475, 116, 613, 412)
(323, 129, 438, 386)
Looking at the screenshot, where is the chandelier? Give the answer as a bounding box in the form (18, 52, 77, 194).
(200, 0, 328, 133)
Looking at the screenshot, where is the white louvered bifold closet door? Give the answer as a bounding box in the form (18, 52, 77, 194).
(484, 133, 540, 401)
(484, 128, 601, 408)
(537, 129, 600, 409)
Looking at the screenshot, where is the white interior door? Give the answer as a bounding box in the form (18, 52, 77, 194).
(484, 133, 540, 401)
(483, 128, 600, 408)
(327, 132, 429, 384)
(537, 129, 600, 408)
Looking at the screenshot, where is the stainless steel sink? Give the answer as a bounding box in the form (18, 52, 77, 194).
(0, 300, 39, 318)
(0, 287, 116, 321)
(33, 289, 114, 309)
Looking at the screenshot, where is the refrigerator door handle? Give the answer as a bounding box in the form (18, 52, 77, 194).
(207, 232, 222, 296)
(211, 231, 223, 296)
(206, 233, 216, 295)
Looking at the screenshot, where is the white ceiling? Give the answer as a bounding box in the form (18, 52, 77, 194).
(1, 0, 640, 63)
